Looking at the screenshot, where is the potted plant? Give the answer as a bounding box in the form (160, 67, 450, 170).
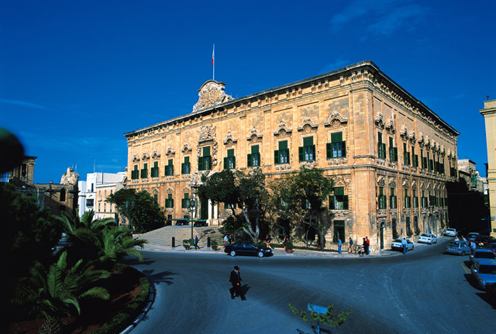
(183, 239, 191, 250)
(211, 239, 219, 251)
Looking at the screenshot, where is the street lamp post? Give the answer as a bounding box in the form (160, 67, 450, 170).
(189, 195, 197, 247)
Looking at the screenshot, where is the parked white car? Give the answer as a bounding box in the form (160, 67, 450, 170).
(445, 228, 458, 236)
(418, 233, 438, 244)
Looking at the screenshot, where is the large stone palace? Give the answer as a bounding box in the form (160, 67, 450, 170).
(124, 60, 459, 251)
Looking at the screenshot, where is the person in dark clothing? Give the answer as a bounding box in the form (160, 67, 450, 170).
(194, 235, 199, 249)
(229, 266, 245, 300)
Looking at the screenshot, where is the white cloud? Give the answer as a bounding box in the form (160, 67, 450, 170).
(329, 0, 429, 37)
(0, 98, 50, 110)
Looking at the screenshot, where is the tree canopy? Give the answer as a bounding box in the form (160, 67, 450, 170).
(106, 188, 165, 233)
(268, 167, 334, 248)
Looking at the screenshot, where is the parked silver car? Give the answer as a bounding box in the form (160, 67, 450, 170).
(445, 241, 471, 256)
(445, 228, 458, 236)
(418, 233, 438, 244)
(391, 238, 414, 252)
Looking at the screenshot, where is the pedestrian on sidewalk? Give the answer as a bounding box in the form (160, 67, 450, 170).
(194, 235, 199, 249)
(348, 237, 353, 254)
(365, 236, 370, 255)
(229, 266, 245, 300)
(224, 234, 228, 246)
(338, 238, 342, 254)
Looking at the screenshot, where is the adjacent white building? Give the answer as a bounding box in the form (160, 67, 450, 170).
(78, 172, 126, 218)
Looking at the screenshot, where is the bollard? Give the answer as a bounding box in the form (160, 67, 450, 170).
(207, 236, 211, 248)
(172, 236, 175, 248)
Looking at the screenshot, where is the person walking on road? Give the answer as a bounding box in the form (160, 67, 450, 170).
(401, 237, 407, 254)
(365, 236, 370, 255)
(338, 238, 342, 254)
(348, 237, 353, 254)
(194, 235, 199, 249)
(229, 266, 245, 300)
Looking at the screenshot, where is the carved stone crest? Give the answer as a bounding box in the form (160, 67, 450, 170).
(199, 125, 216, 143)
(193, 80, 233, 112)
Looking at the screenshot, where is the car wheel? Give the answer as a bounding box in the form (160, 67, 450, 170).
(230, 250, 236, 257)
(257, 251, 264, 258)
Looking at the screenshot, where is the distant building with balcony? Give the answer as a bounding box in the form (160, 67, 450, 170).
(78, 172, 126, 219)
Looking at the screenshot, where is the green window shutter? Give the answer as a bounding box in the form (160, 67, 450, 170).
(329, 196, 335, 210)
(279, 141, 287, 150)
(198, 157, 204, 170)
(274, 150, 280, 164)
(251, 145, 259, 153)
(334, 187, 344, 196)
(299, 147, 304, 161)
(331, 132, 342, 143)
(224, 157, 228, 170)
(154, 161, 158, 168)
(378, 132, 383, 143)
(247, 154, 253, 167)
(203, 146, 210, 156)
(303, 137, 313, 146)
(342, 141, 346, 157)
(343, 195, 349, 210)
(326, 143, 331, 158)
(227, 149, 234, 157)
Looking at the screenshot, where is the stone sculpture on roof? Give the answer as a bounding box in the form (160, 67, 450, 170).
(192, 80, 233, 112)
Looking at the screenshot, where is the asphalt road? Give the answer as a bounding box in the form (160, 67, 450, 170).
(125, 239, 494, 334)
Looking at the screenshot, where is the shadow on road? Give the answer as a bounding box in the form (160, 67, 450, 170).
(141, 269, 177, 286)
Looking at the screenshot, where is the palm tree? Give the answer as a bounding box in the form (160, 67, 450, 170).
(12, 251, 110, 334)
(98, 226, 147, 269)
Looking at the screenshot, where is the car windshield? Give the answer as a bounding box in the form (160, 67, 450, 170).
(449, 242, 462, 247)
(479, 265, 496, 274)
(475, 252, 496, 259)
(420, 234, 429, 237)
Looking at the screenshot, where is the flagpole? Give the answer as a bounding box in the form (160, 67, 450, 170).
(212, 44, 215, 81)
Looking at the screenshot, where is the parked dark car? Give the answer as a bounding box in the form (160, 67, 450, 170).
(484, 243, 496, 255)
(469, 249, 496, 266)
(224, 242, 273, 258)
(479, 235, 496, 247)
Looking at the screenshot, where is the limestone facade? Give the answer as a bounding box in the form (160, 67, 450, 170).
(124, 61, 459, 251)
(479, 99, 496, 237)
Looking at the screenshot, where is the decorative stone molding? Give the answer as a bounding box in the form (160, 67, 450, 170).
(192, 80, 233, 112)
(275, 163, 292, 171)
(199, 125, 216, 143)
(409, 130, 416, 143)
(332, 176, 350, 187)
(324, 111, 348, 128)
(223, 130, 238, 145)
(402, 178, 410, 188)
(388, 178, 396, 188)
(165, 146, 175, 156)
(181, 143, 192, 154)
(142, 153, 150, 160)
(246, 126, 263, 141)
(385, 116, 395, 134)
(273, 120, 293, 136)
(375, 112, 385, 129)
(299, 160, 317, 168)
(152, 150, 161, 158)
(327, 157, 348, 166)
(377, 176, 386, 187)
(400, 125, 408, 141)
(166, 187, 174, 194)
(418, 133, 425, 147)
(132, 154, 140, 162)
(297, 117, 319, 132)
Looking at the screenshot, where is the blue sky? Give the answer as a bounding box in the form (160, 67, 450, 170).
(1, 0, 495, 183)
